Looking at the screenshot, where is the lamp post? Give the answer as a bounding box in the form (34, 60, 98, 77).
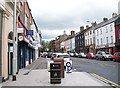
(12, 0, 17, 81)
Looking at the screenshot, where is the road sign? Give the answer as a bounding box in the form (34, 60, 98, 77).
(66, 61, 72, 73)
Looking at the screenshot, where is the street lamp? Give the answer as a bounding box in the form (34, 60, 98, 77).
(12, 0, 17, 81)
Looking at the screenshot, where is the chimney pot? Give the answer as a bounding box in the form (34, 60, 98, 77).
(80, 26, 84, 32)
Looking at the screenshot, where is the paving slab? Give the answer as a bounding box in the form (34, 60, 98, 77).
(2, 69, 110, 86)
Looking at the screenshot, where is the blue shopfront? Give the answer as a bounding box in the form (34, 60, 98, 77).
(18, 39, 35, 69)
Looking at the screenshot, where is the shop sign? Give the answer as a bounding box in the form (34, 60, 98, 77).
(26, 30, 33, 36)
(18, 27, 24, 33)
(18, 36, 23, 41)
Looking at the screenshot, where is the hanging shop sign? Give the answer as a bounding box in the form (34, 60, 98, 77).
(18, 36, 23, 41)
(26, 30, 33, 36)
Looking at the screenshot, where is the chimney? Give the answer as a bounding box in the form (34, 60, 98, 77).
(63, 30, 66, 34)
(86, 25, 89, 29)
(80, 26, 84, 32)
(91, 22, 97, 27)
(112, 13, 117, 18)
(103, 17, 108, 22)
(71, 31, 75, 36)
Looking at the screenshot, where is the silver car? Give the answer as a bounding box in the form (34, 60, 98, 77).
(96, 51, 113, 61)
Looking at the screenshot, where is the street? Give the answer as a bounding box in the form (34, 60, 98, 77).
(24, 57, 120, 86)
(72, 57, 120, 85)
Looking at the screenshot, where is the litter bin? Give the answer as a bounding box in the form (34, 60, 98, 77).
(50, 62, 61, 84)
(54, 58, 64, 78)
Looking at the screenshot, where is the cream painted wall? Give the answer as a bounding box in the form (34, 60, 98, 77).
(2, 2, 14, 80)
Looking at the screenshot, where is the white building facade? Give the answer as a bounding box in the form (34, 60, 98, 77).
(95, 18, 116, 54)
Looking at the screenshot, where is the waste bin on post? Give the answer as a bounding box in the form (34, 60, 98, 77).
(54, 58, 64, 78)
(50, 62, 61, 84)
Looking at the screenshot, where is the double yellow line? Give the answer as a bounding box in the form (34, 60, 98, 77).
(90, 73, 120, 88)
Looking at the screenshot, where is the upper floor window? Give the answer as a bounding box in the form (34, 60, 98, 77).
(101, 38, 103, 45)
(85, 40, 87, 46)
(106, 26, 108, 33)
(93, 37, 95, 44)
(106, 37, 109, 44)
(110, 24, 113, 32)
(88, 39, 89, 45)
(97, 30, 99, 36)
(111, 36, 113, 44)
(90, 38, 92, 45)
(97, 39, 99, 45)
(90, 30, 92, 35)
(100, 29, 102, 34)
(88, 32, 89, 36)
(93, 30, 95, 33)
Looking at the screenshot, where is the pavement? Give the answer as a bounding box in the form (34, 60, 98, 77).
(1, 57, 111, 87)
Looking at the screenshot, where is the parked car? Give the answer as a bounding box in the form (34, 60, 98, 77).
(87, 52, 96, 59)
(96, 51, 113, 61)
(47, 52, 52, 58)
(78, 52, 86, 58)
(74, 53, 79, 57)
(43, 52, 48, 58)
(69, 53, 74, 57)
(112, 52, 120, 62)
(52, 53, 72, 68)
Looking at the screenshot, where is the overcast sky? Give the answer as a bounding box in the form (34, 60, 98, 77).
(27, 0, 120, 41)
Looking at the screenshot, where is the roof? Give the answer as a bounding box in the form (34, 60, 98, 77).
(94, 15, 120, 30)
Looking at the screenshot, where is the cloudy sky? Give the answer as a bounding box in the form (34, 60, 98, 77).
(27, 0, 120, 41)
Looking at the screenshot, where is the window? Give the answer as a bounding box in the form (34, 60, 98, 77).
(106, 37, 109, 44)
(88, 39, 89, 45)
(100, 29, 102, 34)
(93, 30, 95, 33)
(97, 30, 99, 36)
(111, 36, 113, 44)
(106, 26, 108, 33)
(90, 30, 92, 34)
(93, 37, 95, 44)
(90, 38, 92, 45)
(101, 38, 103, 45)
(110, 24, 113, 31)
(85, 40, 87, 46)
(97, 39, 99, 45)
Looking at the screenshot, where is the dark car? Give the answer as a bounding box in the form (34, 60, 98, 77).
(96, 51, 113, 61)
(112, 52, 120, 62)
(87, 52, 96, 59)
(47, 52, 52, 58)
